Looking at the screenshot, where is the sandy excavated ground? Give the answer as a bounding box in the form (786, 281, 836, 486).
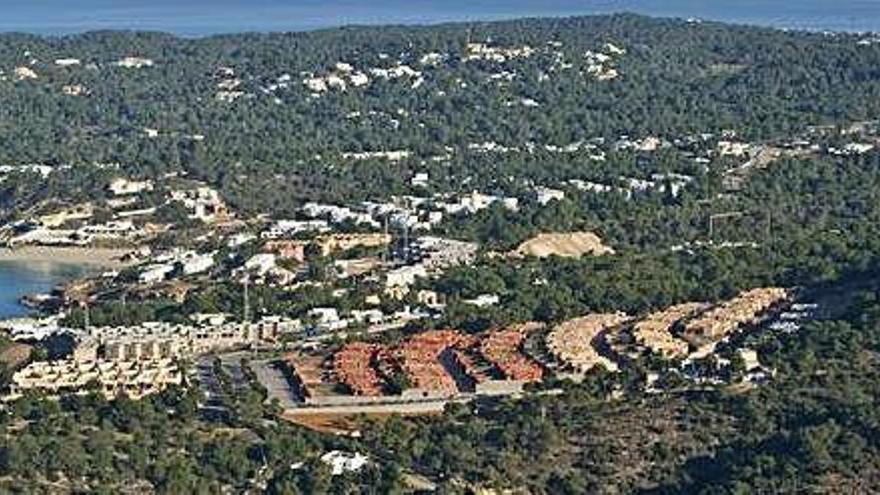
(512, 231, 614, 258)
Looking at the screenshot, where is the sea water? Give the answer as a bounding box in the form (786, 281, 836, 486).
(0, 0, 878, 36)
(0, 261, 88, 319)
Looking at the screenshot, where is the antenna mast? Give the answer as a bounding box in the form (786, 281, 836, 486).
(243, 276, 250, 323)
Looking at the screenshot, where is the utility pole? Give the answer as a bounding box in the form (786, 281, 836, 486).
(83, 302, 90, 331)
(243, 276, 250, 324)
(403, 222, 410, 262)
(382, 215, 389, 264)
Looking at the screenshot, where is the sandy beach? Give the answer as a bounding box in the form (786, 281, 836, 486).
(0, 246, 134, 268)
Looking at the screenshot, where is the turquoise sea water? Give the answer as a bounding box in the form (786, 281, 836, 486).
(0, 261, 88, 319)
(0, 0, 878, 36)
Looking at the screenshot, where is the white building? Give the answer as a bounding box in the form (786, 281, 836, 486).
(534, 187, 565, 205)
(411, 172, 429, 188)
(717, 141, 751, 157)
(842, 142, 875, 155)
(169, 187, 228, 222)
(0, 316, 67, 341)
(180, 252, 215, 276)
(14, 66, 38, 80)
(227, 232, 257, 248)
(301, 203, 378, 228)
(115, 57, 154, 68)
(79, 221, 136, 240)
(140, 264, 175, 284)
(385, 264, 428, 288)
(320, 451, 369, 476)
(244, 253, 277, 275)
(307, 308, 348, 331)
(350, 309, 385, 325)
(261, 220, 329, 239)
(55, 58, 81, 67)
(463, 294, 500, 307)
(569, 179, 614, 194)
(62, 84, 88, 96)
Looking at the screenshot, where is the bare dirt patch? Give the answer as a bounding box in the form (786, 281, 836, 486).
(511, 232, 613, 258)
(283, 410, 439, 435)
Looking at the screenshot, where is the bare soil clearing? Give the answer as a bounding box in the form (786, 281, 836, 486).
(511, 231, 613, 258)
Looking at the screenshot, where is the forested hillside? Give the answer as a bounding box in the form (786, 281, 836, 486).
(1, 14, 880, 215)
(2, 14, 880, 494)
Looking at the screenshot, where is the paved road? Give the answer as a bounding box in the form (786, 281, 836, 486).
(281, 388, 564, 416)
(282, 398, 464, 416)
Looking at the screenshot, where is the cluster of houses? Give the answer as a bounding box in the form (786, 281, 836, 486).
(4, 113, 874, 254)
(583, 42, 626, 81)
(302, 61, 421, 96)
(263, 191, 513, 244)
(287, 283, 798, 408)
(293, 323, 545, 407)
(4, 317, 298, 400)
(2, 177, 230, 248)
(296, 37, 628, 101)
(541, 287, 798, 389)
(0, 54, 154, 91)
(547, 313, 630, 376)
(6, 357, 183, 401)
(139, 249, 217, 283)
(384, 236, 478, 291)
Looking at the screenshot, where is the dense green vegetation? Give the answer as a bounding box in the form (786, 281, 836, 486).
(1, 14, 880, 217)
(2, 13, 880, 493)
(0, 377, 404, 494)
(427, 150, 880, 330)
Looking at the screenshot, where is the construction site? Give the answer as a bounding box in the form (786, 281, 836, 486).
(7, 358, 182, 401)
(545, 287, 792, 377)
(283, 323, 546, 409)
(679, 288, 790, 351)
(275, 287, 792, 412)
(631, 302, 711, 358)
(3, 318, 299, 401)
(5, 286, 789, 405)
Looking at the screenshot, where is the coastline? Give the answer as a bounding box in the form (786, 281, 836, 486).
(0, 246, 134, 269)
